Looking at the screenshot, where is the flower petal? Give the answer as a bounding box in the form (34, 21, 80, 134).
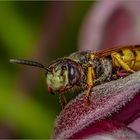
(71, 120, 140, 139)
(52, 71, 140, 139)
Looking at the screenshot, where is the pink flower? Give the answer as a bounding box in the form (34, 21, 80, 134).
(52, 1, 140, 139)
(52, 72, 140, 139)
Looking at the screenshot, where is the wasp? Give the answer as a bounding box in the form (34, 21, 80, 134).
(10, 45, 140, 110)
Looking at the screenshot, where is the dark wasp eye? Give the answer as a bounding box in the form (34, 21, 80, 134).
(68, 64, 80, 85)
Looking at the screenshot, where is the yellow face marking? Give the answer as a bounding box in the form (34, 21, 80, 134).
(46, 69, 69, 91)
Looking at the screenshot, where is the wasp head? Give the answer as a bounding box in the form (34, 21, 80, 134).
(46, 59, 81, 93)
(9, 58, 81, 95)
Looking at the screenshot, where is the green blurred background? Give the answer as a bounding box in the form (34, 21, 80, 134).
(0, 1, 93, 138)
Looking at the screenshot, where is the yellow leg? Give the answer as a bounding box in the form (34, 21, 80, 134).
(111, 52, 135, 73)
(59, 93, 67, 109)
(84, 65, 95, 110)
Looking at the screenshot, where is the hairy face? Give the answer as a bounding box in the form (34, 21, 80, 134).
(46, 59, 81, 93)
(46, 64, 69, 92)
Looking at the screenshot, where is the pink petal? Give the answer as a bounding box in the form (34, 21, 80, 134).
(52, 1, 140, 139)
(71, 120, 139, 139)
(79, 1, 140, 51)
(52, 71, 140, 139)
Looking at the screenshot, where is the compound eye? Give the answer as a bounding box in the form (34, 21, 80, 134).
(69, 66, 74, 77)
(68, 65, 79, 85)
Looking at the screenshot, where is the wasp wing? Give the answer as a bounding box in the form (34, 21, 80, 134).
(94, 45, 140, 57)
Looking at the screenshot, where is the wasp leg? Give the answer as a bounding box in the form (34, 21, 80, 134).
(59, 93, 67, 109)
(111, 52, 135, 73)
(84, 65, 94, 110)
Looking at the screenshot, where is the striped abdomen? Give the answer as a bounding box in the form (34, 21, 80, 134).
(111, 48, 140, 71)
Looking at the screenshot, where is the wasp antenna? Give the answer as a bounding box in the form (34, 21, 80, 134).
(9, 59, 51, 72)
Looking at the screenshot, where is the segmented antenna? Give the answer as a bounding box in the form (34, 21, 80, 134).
(9, 59, 50, 72)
